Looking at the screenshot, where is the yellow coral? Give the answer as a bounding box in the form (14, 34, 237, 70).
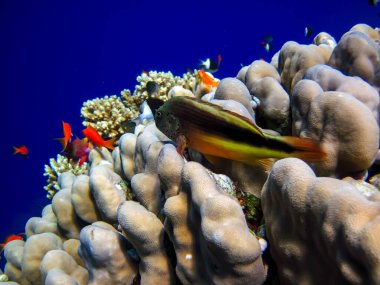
(81, 93, 139, 139)
(132, 70, 196, 102)
(81, 71, 196, 141)
(43, 154, 88, 199)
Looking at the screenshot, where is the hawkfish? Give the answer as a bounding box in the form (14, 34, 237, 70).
(150, 96, 326, 167)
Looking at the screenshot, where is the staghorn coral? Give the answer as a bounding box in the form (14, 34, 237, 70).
(81, 93, 139, 139)
(43, 154, 88, 199)
(82, 71, 196, 143)
(131, 70, 195, 104)
(262, 158, 380, 285)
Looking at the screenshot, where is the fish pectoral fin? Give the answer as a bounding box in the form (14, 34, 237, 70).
(204, 154, 226, 167)
(239, 157, 275, 173)
(176, 135, 189, 157)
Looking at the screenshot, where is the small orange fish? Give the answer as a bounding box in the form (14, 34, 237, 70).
(13, 145, 28, 156)
(0, 233, 25, 253)
(82, 126, 117, 150)
(56, 121, 73, 151)
(198, 69, 219, 90)
(261, 41, 273, 52)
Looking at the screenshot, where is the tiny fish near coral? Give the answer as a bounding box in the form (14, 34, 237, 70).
(64, 137, 92, 166)
(0, 233, 25, 254)
(151, 96, 326, 167)
(198, 54, 222, 73)
(305, 26, 313, 37)
(55, 120, 73, 151)
(197, 69, 219, 93)
(12, 145, 28, 156)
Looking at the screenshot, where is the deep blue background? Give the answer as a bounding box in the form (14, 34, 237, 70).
(0, 0, 377, 258)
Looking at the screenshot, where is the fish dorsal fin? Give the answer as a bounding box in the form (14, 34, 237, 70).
(179, 96, 266, 137)
(221, 109, 265, 137)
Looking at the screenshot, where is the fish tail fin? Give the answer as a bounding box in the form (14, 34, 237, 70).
(54, 137, 67, 152)
(277, 136, 326, 162)
(78, 155, 88, 166)
(12, 147, 19, 154)
(103, 137, 118, 151)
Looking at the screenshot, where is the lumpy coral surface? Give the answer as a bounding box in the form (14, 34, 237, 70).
(3, 23, 380, 285)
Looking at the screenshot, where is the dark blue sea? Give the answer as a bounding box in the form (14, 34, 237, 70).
(0, 0, 377, 267)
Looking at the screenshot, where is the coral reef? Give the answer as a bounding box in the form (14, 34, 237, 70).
(81, 71, 196, 141)
(240, 60, 290, 133)
(3, 23, 380, 285)
(81, 93, 139, 139)
(278, 40, 333, 93)
(43, 154, 88, 199)
(262, 158, 380, 285)
(291, 79, 379, 178)
(328, 27, 380, 88)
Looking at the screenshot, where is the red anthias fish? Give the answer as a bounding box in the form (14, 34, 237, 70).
(0, 233, 25, 253)
(13, 145, 28, 156)
(56, 121, 73, 151)
(82, 126, 117, 150)
(197, 69, 220, 93)
(64, 137, 92, 166)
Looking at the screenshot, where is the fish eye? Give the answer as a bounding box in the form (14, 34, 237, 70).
(156, 111, 162, 120)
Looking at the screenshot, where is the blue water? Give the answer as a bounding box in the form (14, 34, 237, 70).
(0, 0, 377, 261)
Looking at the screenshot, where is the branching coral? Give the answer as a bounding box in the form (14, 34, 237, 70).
(43, 154, 88, 199)
(131, 70, 195, 103)
(81, 93, 139, 139)
(82, 71, 196, 143)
